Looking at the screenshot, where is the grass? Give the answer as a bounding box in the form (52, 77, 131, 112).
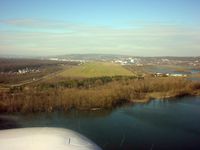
(59, 62, 134, 78)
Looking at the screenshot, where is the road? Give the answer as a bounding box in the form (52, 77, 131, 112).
(9, 70, 64, 88)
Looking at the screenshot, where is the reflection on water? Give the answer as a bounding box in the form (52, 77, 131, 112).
(189, 77, 200, 81)
(191, 70, 200, 74)
(1, 96, 200, 150)
(145, 66, 200, 75)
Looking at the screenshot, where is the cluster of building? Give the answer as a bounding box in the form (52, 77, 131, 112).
(49, 58, 86, 63)
(112, 58, 143, 66)
(154, 72, 188, 77)
(0, 68, 40, 75)
(17, 68, 40, 74)
(111, 57, 200, 67)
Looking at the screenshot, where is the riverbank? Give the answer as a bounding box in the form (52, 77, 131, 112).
(0, 77, 200, 112)
(131, 91, 200, 103)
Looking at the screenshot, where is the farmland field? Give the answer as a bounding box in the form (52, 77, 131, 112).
(59, 62, 134, 78)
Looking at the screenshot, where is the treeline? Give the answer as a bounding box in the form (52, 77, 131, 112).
(0, 58, 78, 72)
(37, 76, 141, 89)
(0, 77, 200, 112)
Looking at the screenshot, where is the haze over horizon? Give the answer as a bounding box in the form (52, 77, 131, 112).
(0, 0, 200, 57)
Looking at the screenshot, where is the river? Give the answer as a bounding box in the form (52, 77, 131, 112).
(0, 96, 200, 150)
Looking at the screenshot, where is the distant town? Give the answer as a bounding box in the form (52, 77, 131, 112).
(0, 54, 199, 78)
(48, 54, 200, 67)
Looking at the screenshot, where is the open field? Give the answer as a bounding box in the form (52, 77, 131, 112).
(59, 62, 134, 78)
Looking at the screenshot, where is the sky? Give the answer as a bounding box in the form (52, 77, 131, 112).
(0, 0, 200, 56)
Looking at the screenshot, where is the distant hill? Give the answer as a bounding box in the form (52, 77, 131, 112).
(47, 54, 200, 67)
(50, 54, 200, 61)
(53, 54, 132, 61)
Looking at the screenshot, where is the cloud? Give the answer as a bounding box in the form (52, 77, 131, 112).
(0, 19, 200, 56)
(0, 19, 71, 28)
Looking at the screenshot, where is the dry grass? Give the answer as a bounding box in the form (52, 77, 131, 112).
(0, 77, 200, 112)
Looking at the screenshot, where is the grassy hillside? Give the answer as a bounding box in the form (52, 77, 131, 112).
(59, 62, 134, 77)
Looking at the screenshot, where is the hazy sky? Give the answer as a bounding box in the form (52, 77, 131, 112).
(0, 0, 200, 56)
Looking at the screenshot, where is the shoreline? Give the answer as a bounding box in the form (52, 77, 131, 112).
(89, 92, 200, 111)
(0, 93, 200, 113)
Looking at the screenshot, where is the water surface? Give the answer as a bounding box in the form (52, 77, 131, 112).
(1, 96, 200, 150)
